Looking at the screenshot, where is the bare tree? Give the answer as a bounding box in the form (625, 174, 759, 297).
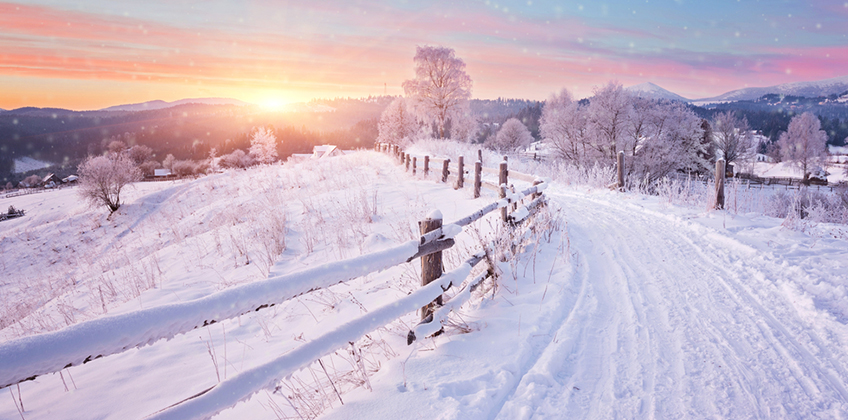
(629, 100, 707, 183)
(540, 88, 590, 164)
(402, 45, 472, 139)
(588, 82, 633, 163)
(249, 126, 278, 164)
(487, 118, 533, 152)
(377, 97, 419, 145)
(127, 145, 154, 166)
(712, 111, 755, 169)
(78, 153, 141, 213)
(778, 112, 828, 182)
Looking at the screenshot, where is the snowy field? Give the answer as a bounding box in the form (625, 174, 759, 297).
(752, 161, 848, 184)
(2, 148, 848, 419)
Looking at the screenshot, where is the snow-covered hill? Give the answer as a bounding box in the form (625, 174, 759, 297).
(100, 97, 253, 112)
(626, 82, 690, 102)
(695, 75, 848, 104)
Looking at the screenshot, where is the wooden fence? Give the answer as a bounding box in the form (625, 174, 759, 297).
(0, 146, 547, 420)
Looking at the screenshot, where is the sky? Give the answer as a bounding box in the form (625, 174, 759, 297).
(1, 0, 847, 110)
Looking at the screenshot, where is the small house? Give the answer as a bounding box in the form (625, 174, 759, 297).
(41, 173, 62, 188)
(311, 145, 345, 159)
(154, 168, 173, 177)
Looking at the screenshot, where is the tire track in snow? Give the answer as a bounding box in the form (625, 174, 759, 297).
(492, 190, 848, 419)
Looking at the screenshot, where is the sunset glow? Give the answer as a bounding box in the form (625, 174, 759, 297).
(1, 0, 847, 110)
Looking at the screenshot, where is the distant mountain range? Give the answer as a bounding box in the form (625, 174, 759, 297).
(100, 97, 253, 112)
(626, 75, 848, 104)
(694, 75, 848, 104)
(625, 83, 690, 102)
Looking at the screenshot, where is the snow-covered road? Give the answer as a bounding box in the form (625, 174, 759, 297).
(497, 190, 848, 418)
(324, 187, 848, 419)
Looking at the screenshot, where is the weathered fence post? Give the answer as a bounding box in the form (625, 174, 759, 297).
(412, 157, 417, 175)
(617, 151, 625, 191)
(456, 156, 464, 189)
(474, 161, 482, 199)
(532, 179, 543, 200)
(478, 149, 483, 165)
(419, 212, 444, 320)
(442, 159, 450, 183)
(715, 159, 725, 210)
(499, 160, 508, 222)
(424, 156, 430, 176)
(405, 153, 410, 171)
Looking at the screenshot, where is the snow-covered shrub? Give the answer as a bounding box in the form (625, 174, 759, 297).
(219, 149, 253, 169)
(487, 118, 533, 152)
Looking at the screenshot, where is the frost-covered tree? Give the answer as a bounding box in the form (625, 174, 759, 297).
(712, 111, 755, 168)
(487, 118, 533, 152)
(587, 82, 633, 163)
(249, 126, 278, 164)
(377, 97, 419, 145)
(540, 88, 590, 164)
(220, 149, 253, 169)
(449, 103, 478, 142)
(403, 45, 472, 139)
(127, 145, 154, 166)
(162, 154, 176, 171)
(629, 100, 706, 183)
(78, 153, 141, 213)
(778, 112, 828, 182)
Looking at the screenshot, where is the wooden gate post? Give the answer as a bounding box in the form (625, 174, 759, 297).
(617, 151, 625, 191)
(499, 160, 508, 222)
(412, 157, 417, 175)
(419, 212, 444, 320)
(456, 156, 464, 189)
(442, 159, 450, 183)
(424, 156, 430, 176)
(473, 161, 482, 199)
(715, 159, 726, 210)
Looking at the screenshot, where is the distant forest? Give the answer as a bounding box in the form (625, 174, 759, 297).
(2, 92, 847, 185)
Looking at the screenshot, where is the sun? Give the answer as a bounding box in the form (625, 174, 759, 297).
(261, 98, 285, 111)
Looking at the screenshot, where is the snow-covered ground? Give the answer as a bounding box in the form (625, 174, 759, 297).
(2, 148, 848, 419)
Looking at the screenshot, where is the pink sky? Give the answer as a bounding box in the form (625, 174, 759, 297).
(1, 1, 847, 110)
